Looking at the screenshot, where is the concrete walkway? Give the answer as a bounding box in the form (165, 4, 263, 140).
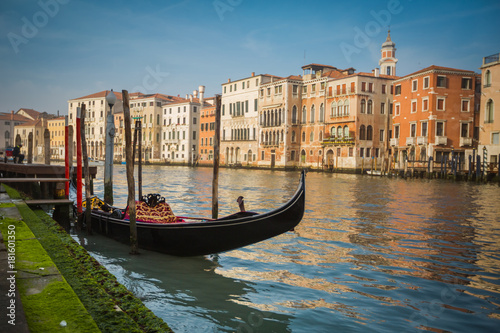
(0, 186, 29, 333)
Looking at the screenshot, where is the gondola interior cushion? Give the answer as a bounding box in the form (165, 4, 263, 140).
(125, 201, 181, 224)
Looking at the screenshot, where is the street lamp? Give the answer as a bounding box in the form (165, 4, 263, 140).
(104, 89, 117, 204)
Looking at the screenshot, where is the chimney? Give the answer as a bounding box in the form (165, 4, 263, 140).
(251, 72, 255, 77)
(11, 110, 14, 120)
(227, 78, 231, 83)
(199, 85, 205, 107)
(374, 68, 380, 77)
(193, 90, 198, 98)
(189, 94, 193, 102)
(186, 94, 189, 99)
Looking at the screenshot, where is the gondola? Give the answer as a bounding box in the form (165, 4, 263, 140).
(82, 170, 306, 256)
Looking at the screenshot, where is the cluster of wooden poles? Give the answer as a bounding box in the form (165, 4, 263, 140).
(74, 91, 222, 254)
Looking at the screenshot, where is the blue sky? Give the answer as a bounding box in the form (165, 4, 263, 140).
(1, 0, 499, 115)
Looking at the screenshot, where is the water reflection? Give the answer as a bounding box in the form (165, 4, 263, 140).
(77, 166, 500, 332)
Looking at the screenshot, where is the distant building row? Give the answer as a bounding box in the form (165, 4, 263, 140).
(3, 33, 499, 171)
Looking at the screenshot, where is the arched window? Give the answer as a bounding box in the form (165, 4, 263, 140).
(331, 102, 337, 117)
(302, 131, 306, 142)
(344, 99, 349, 115)
(319, 103, 324, 122)
(337, 126, 343, 138)
(302, 106, 307, 124)
(344, 126, 349, 138)
(485, 70, 492, 86)
(359, 125, 366, 140)
(310, 104, 315, 123)
(337, 101, 343, 116)
(291, 130, 296, 142)
(486, 99, 494, 123)
(330, 127, 336, 138)
(292, 105, 298, 124)
(367, 125, 373, 140)
(361, 100, 366, 114)
(367, 100, 373, 114)
(310, 131, 314, 142)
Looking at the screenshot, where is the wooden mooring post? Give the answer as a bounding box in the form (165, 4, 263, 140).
(212, 94, 221, 220)
(123, 90, 139, 254)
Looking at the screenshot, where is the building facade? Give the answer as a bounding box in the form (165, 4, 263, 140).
(0, 110, 30, 150)
(47, 116, 66, 160)
(391, 65, 479, 168)
(198, 105, 216, 165)
(478, 53, 500, 166)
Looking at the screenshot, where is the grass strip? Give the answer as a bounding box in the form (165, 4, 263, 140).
(2, 185, 173, 332)
(0, 216, 100, 332)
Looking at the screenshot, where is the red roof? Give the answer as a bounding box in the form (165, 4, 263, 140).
(71, 90, 124, 101)
(16, 108, 41, 119)
(402, 65, 476, 78)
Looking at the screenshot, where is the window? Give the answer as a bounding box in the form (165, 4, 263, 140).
(411, 100, 417, 113)
(360, 148, 364, 157)
(361, 100, 366, 113)
(337, 126, 343, 138)
(293, 85, 298, 95)
(395, 85, 401, 95)
(380, 129, 385, 141)
(359, 125, 366, 140)
(422, 98, 429, 112)
(461, 77, 472, 90)
(310, 131, 314, 142)
(368, 83, 373, 92)
(394, 125, 400, 138)
(395, 103, 400, 116)
(344, 126, 349, 138)
(485, 70, 492, 87)
(485, 99, 494, 123)
(291, 130, 296, 142)
(367, 100, 373, 114)
(331, 102, 337, 117)
(423, 76, 429, 89)
(410, 123, 416, 137)
(381, 102, 385, 114)
(344, 100, 350, 115)
(310, 105, 315, 123)
(461, 123, 469, 137)
(302, 132, 306, 142)
(301, 106, 307, 124)
(436, 121, 444, 136)
(292, 106, 298, 124)
(319, 103, 324, 122)
(461, 99, 470, 112)
(412, 79, 418, 91)
(492, 132, 499, 145)
(437, 76, 447, 88)
(421, 122, 428, 137)
(361, 82, 366, 92)
(382, 84, 386, 94)
(437, 98, 445, 111)
(311, 84, 316, 93)
(366, 125, 373, 140)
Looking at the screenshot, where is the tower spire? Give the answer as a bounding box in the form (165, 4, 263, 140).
(379, 29, 398, 76)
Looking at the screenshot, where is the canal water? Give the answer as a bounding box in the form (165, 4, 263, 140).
(72, 165, 500, 332)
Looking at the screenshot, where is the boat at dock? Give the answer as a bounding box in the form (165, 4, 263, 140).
(82, 170, 306, 256)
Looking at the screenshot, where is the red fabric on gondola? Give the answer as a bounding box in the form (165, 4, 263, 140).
(124, 201, 184, 224)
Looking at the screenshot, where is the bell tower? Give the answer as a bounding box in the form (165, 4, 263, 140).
(379, 30, 398, 76)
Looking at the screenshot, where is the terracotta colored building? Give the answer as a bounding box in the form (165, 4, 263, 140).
(47, 116, 66, 160)
(391, 65, 479, 167)
(198, 105, 216, 165)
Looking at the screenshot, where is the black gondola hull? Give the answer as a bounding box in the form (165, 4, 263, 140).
(88, 171, 305, 256)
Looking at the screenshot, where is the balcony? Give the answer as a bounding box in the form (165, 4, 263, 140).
(390, 138, 399, 146)
(460, 137, 473, 147)
(321, 137, 355, 146)
(435, 136, 447, 145)
(406, 137, 417, 145)
(417, 136, 428, 145)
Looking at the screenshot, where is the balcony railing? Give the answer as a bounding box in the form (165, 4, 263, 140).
(484, 53, 500, 65)
(322, 137, 355, 145)
(406, 137, 417, 145)
(435, 136, 447, 145)
(460, 137, 473, 147)
(390, 138, 399, 146)
(417, 136, 428, 145)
